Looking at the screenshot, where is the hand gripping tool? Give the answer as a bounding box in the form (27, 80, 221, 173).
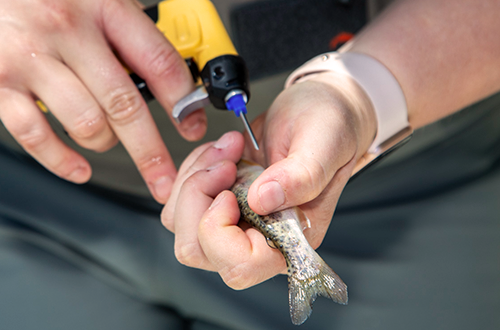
(133, 0, 259, 150)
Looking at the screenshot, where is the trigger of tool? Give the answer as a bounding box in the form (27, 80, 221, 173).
(172, 86, 211, 123)
(172, 88, 260, 150)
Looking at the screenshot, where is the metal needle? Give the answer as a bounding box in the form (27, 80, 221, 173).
(240, 113, 260, 150)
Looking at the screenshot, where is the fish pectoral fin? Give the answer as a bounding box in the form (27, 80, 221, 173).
(288, 259, 348, 325)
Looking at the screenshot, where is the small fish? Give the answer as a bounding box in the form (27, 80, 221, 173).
(231, 160, 348, 325)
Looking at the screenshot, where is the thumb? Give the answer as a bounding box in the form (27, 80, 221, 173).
(247, 154, 351, 215)
(247, 126, 358, 215)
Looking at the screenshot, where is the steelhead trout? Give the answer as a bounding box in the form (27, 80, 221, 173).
(231, 160, 348, 325)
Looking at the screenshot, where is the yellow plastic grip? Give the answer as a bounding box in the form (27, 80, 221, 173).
(155, 0, 238, 70)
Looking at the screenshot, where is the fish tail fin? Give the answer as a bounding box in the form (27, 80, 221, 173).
(288, 256, 348, 325)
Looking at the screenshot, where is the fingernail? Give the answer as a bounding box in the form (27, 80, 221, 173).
(209, 192, 225, 210)
(258, 181, 285, 213)
(213, 132, 233, 149)
(152, 176, 173, 201)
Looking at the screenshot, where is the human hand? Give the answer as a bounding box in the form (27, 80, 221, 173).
(162, 72, 377, 289)
(162, 130, 289, 288)
(0, 0, 207, 203)
(243, 72, 377, 249)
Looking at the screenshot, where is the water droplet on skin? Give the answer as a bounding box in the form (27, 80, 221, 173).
(150, 156, 163, 165)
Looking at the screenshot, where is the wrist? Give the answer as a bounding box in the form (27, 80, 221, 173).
(307, 71, 378, 162)
(285, 51, 413, 176)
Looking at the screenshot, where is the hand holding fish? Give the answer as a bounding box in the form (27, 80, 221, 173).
(162, 131, 289, 286)
(243, 72, 377, 246)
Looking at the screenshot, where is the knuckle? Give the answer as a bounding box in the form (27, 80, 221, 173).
(0, 64, 11, 86)
(160, 213, 173, 232)
(292, 158, 328, 199)
(309, 158, 329, 190)
(71, 112, 107, 140)
(135, 153, 166, 173)
(11, 122, 50, 151)
(220, 263, 255, 290)
(182, 175, 201, 192)
(0, 47, 20, 86)
(105, 87, 144, 125)
(160, 204, 176, 233)
(6, 115, 84, 181)
(38, 2, 78, 32)
(146, 44, 185, 80)
(174, 242, 201, 267)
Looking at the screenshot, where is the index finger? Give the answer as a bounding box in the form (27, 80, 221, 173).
(104, 0, 207, 140)
(58, 1, 198, 203)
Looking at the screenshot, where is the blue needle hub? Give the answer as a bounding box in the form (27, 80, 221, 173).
(226, 93, 247, 117)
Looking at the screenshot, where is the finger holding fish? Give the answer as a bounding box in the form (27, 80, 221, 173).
(162, 141, 216, 232)
(171, 160, 237, 271)
(162, 133, 286, 283)
(161, 131, 244, 232)
(198, 190, 287, 289)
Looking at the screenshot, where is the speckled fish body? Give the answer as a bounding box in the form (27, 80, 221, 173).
(231, 160, 348, 325)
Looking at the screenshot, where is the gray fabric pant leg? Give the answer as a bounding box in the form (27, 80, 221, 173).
(0, 225, 185, 330)
(1, 93, 500, 330)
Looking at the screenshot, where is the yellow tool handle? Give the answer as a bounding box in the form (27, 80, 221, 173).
(154, 0, 238, 70)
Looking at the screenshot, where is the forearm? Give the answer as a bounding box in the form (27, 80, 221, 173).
(344, 0, 500, 129)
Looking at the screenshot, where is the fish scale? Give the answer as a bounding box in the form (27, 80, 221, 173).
(231, 160, 348, 325)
